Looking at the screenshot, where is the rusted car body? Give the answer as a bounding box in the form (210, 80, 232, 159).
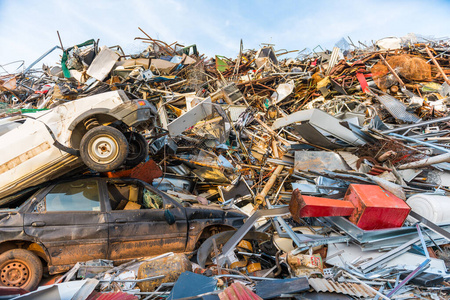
(0, 90, 157, 200)
(0, 177, 246, 290)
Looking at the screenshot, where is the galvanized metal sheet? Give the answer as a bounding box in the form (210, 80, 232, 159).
(375, 94, 420, 123)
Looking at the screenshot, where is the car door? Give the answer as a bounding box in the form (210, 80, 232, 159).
(105, 179, 187, 261)
(23, 178, 108, 268)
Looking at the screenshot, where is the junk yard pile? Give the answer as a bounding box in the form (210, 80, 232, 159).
(1, 30, 450, 299)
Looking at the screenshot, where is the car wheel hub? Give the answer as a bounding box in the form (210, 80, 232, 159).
(89, 135, 119, 163)
(1, 262, 29, 287)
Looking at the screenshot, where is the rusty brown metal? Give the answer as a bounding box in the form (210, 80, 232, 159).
(289, 189, 306, 223)
(425, 45, 450, 85)
(137, 253, 191, 292)
(379, 53, 406, 87)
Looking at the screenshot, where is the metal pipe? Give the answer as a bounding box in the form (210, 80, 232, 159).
(254, 165, 284, 205)
(214, 274, 278, 281)
(425, 46, 450, 85)
(381, 115, 450, 134)
(389, 133, 450, 154)
(398, 152, 450, 169)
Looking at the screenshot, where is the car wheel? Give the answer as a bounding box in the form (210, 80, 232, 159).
(0, 249, 43, 291)
(80, 126, 129, 172)
(124, 132, 149, 168)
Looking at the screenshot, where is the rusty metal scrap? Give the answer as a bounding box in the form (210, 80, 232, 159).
(2, 31, 450, 299)
(308, 278, 377, 298)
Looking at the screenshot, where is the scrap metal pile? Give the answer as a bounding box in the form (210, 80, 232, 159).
(2, 31, 450, 299)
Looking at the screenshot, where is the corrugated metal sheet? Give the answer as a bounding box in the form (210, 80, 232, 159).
(308, 278, 377, 298)
(326, 47, 341, 75)
(219, 282, 262, 300)
(86, 291, 138, 300)
(375, 94, 420, 123)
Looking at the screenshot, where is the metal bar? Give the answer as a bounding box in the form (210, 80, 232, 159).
(24, 45, 61, 73)
(373, 285, 385, 300)
(359, 238, 420, 273)
(214, 274, 278, 281)
(218, 206, 290, 266)
(409, 211, 450, 241)
(267, 200, 310, 247)
(425, 46, 450, 85)
(386, 259, 431, 298)
(98, 275, 164, 283)
(389, 133, 450, 154)
(416, 224, 430, 259)
(292, 236, 351, 254)
(381, 115, 450, 134)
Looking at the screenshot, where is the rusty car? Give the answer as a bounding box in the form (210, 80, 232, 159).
(0, 177, 247, 291)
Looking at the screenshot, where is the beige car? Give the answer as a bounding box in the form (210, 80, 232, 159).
(0, 90, 156, 200)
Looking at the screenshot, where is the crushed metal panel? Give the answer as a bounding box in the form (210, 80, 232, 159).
(273, 109, 365, 146)
(219, 179, 253, 202)
(271, 80, 295, 104)
(255, 46, 279, 69)
(272, 109, 314, 129)
(326, 242, 448, 276)
(255, 277, 309, 298)
(294, 151, 350, 172)
(308, 278, 377, 298)
(86, 46, 120, 81)
(226, 105, 247, 122)
(293, 123, 342, 149)
(167, 97, 213, 136)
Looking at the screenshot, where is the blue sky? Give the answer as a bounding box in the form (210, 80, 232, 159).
(1, 0, 450, 72)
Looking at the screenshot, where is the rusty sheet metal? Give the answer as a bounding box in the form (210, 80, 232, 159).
(308, 278, 377, 298)
(0, 75, 17, 91)
(137, 253, 191, 292)
(294, 151, 350, 172)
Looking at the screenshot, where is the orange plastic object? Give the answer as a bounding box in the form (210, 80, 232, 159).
(344, 184, 410, 230)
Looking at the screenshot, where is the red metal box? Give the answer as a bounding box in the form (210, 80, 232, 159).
(344, 184, 410, 230)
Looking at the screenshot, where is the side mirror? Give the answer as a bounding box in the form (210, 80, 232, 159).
(164, 209, 176, 225)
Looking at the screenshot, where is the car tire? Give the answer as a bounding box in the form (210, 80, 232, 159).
(80, 126, 129, 172)
(0, 249, 43, 291)
(124, 132, 149, 168)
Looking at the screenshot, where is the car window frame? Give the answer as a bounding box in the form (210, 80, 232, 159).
(103, 178, 183, 213)
(29, 178, 107, 214)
